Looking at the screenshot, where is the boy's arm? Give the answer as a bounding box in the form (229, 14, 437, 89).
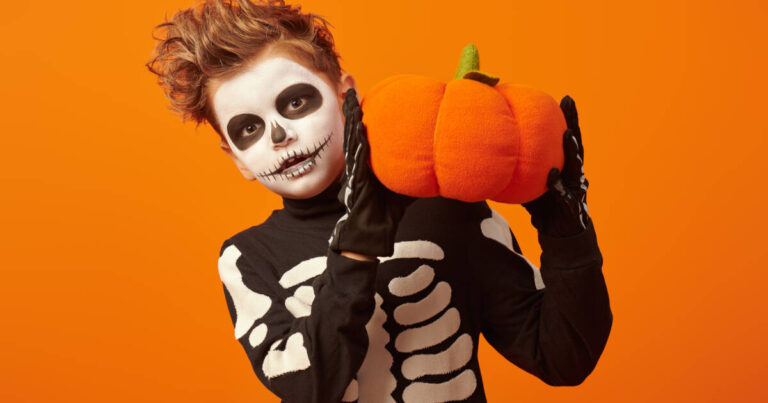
(218, 239, 378, 402)
(471, 210, 612, 386)
(474, 96, 611, 386)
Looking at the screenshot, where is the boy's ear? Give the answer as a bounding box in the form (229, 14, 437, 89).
(219, 140, 256, 181)
(338, 73, 360, 103)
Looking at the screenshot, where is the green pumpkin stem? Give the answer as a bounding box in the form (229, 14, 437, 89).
(453, 43, 500, 87)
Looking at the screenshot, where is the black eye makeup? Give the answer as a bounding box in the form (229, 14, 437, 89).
(275, 83, 322, 119)
(226, 113, 265, 151)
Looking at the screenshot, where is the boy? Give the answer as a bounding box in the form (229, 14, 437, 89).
(146, 1, 612, 402)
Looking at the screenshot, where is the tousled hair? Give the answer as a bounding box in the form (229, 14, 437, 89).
(146, 0, 343, 137)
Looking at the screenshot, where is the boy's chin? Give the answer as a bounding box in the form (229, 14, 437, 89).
(261, 169, 336, 200)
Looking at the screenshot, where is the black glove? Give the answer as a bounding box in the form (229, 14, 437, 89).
(522, 95, 591, 237)
(328, 89, 416, 257)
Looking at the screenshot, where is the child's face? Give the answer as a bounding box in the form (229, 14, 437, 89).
(210, 47, 351, 199)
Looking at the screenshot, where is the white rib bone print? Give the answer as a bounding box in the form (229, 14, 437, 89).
(386, 241, 477, 403)
(402, 369, 477, 403)
(480, 208, 545, 290)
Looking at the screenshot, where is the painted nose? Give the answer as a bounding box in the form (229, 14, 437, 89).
(270, 121, 288, 144)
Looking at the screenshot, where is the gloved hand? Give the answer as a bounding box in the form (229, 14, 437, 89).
(522, 95, 592, 237)
(328, 89, 416, 257)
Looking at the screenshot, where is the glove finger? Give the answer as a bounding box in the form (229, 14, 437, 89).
(352, 120, 371, 184)
(561, 130, 584, 188)
(343, 107, 353, 165)
(342, 120, 369, 210)
(558, 192, 585, 233)
(546, 168, 569, 200)
(560, 95, 584, 162)
(342, 88, 358, 120)
(343, 108, 362, 176)
(546, 167, 561, 190)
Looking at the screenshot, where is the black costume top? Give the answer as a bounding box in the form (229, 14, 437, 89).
(218, 180, 612, 402)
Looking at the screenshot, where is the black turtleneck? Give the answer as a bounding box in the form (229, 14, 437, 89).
(217, 186, 612, 402)
(276, 179, 346, 232)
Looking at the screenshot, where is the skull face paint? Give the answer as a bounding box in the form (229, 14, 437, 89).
(212, 54, 345, 199)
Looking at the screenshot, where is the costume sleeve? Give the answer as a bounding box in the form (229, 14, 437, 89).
(471, 207, 612, 386)
(218, 239, 377, 402)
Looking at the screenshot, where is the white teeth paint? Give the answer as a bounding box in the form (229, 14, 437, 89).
(281, 156, 315, 179)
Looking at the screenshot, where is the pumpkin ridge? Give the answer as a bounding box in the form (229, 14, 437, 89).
(430, 84, 449, 194)
(490, 87, 522, 201)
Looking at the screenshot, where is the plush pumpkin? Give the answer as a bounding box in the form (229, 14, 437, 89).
(361, 44, 566, 203)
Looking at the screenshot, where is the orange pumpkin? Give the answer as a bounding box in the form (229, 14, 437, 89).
(361, 44, 566, 203)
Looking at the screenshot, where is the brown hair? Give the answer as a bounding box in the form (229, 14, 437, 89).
(145, 0, 343, 138)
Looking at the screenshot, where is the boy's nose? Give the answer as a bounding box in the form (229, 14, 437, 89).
(270, 121, 293, 146)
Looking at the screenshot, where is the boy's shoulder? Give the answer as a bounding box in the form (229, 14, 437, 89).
(218, 210, 281, 257)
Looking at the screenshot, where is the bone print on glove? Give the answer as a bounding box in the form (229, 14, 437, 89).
(328, 88, 415, 257)
(522, 96, 592, 237)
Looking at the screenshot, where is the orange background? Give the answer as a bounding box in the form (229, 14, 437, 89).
(1, 0, 766, 401)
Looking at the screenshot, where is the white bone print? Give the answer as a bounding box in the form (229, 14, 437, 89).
(394, 281, 452, 326)
(401, 334, 473, 380)
(218, 245, 272, 343)
(388, 264, 435, 297)
(481, 208, 545, 290)
(401, 368, 477, 403)
(262, 332, 311, 378)
(249, 323, 268, 347)
(383, 241, 477, 401)
(355, 293, 396, 402)
(395, 308, 461, 353)
(280, 257, 326, 318)
(285, 285, 315, 318)
(379, 240, 445, 263)
(341, 379, 359, 402)
(254, 256, 330, 379)
(279, 256, 327, 288)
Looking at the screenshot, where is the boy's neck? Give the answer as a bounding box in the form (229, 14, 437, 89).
(280, 180, 344, 221)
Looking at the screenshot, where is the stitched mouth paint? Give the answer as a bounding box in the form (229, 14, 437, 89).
(259, 133, 333, 181)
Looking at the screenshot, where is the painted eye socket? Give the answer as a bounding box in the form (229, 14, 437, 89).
(226, 113, 265, 151)
(276, 83, 322, 119)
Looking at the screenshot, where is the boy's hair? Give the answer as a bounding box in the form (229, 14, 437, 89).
(146, 0, 343, 138)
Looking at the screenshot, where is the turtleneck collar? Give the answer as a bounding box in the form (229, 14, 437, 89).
(278, 179, 345, 227)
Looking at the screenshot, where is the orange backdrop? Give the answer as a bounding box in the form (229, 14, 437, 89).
(1, 0, 766, 401)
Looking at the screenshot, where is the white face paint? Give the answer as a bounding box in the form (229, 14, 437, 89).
(211, 54, 345, 199)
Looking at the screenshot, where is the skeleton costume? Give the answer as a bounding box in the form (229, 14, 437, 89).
(218, 179, 611, 402)
(212, 53, 611, 402)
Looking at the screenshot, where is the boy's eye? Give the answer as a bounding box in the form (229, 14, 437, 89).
(244, 122, 262, 136)
(288, 98, 305, 111)
(226, 113, 265, 151)
(276, 83, 322, 119)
